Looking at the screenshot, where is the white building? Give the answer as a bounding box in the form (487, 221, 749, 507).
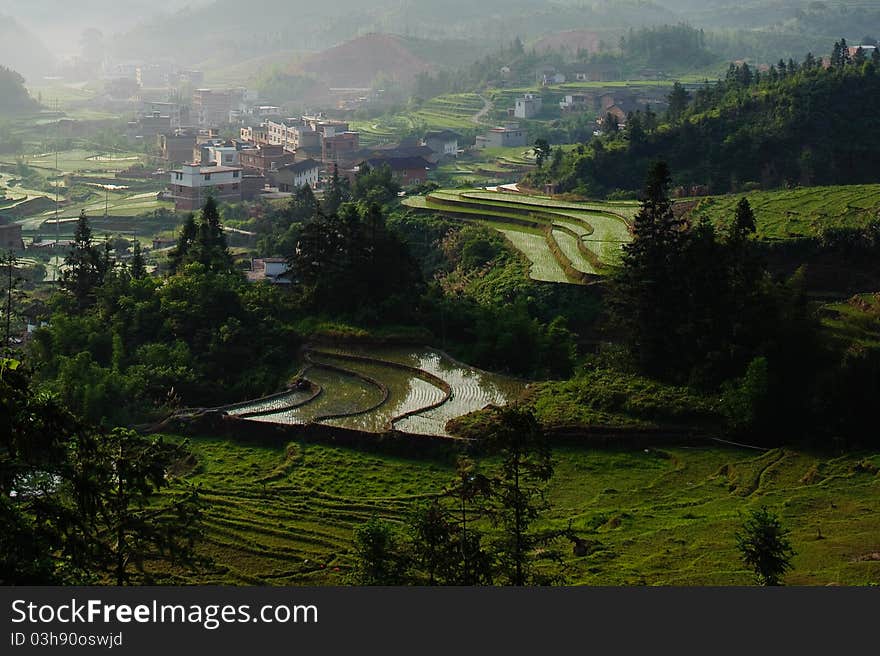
(168, 163, 243, 210)
(273, 159, 321, 191)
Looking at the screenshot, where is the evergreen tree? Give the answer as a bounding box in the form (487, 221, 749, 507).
(168, 198, 233, 275)
(82, 428, 204, 585)
(323, 164, 347, 215)
(129, 240, 146, 280)
(348, 516, 410, 585)
(61, 211, 107, 311)
(168, 213, 197, 274)
(666, 81, 690, 122)
(607, 161, 685, 379)
(533, 139, 551, 168)
(486, 407, 555, 586)
(736, 506, 796, 586)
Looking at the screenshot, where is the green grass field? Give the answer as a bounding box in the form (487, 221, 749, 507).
(166, 434, 880, 586)
(690, 184, 880, 240)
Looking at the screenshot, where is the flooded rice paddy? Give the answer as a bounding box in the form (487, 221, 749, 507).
(228, 346, 527, 436)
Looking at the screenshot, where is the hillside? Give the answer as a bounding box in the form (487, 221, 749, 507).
(0, 66, 41, 114)
(532, 54, 880, 197)
(0, 13, 55, 81)
(532, 29, 606, 55)
(116, 0, 677, 65)
(295, 34, 434, 88)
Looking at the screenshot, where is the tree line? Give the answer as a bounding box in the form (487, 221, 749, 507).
(528, 40, 880, 196)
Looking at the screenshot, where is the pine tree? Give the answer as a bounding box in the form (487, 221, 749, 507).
(61, 211, 106, 310)
(168, 213, 197, 274)
(736, 506, 796, 586)
(486, 407, 555, 586)
(666, 81, 690, 122)
(129, 240, 146, 280)
(168, 198, 233, 274)
(607, 161, 685, 379)
(323, 164, 346, 215)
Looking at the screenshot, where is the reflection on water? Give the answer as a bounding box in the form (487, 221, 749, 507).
(232, 347, 527, 436)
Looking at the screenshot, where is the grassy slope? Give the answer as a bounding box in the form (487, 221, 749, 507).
(168, 434, 880, 586)
(690, 184, 880, 240)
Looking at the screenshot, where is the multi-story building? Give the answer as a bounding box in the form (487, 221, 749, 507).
(273, 159, 321, 191)
(423, 130, 460, 159)
(514, 93, 543, 119)
(167, 163, 243, 211)
(191, 88, 245, 127)
(158, 129, 198, 165)
(238, 144, 295, 176)
(240, 123, 270, 145)
(197, 142, 240, 167)
(475, 124, 526, 149)
(322, 132, 360, 163)
(362, 156, 431, 186)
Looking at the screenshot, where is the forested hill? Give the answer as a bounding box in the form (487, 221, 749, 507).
(533, 46, 880, 196)
(0, 66, 40, 114)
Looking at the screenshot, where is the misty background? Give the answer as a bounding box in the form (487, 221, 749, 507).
(1, 1, 879, 85)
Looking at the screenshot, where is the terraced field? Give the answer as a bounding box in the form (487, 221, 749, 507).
(498, 228, 569, 283)
(410, 93, 485, 129)
(403, 188, 633, 283)
(229, 347, 527, 436)
(166, 436, 880, 586)
(688, 184, 880, 240)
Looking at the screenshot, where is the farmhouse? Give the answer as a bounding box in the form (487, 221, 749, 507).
(362, 156, 432, 186)
(322, 131, 361, 163)
(158, 129, 198, 165)
(273, 159, 321, 191)
(476, 124, 526, 149)
(192, 88, 246, 127)
(240, 123, 270, 146)
(239, 144, 295, 176)
(423, 130, 460, 158)
(167, 163, 243, 210)
(515, 94, 543, 119)
(247, 258, 291, 284)
(559, 93, 592, 112)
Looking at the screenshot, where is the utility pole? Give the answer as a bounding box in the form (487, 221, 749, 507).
(53, 101, 60, 283)
(3, 249, 17, 353)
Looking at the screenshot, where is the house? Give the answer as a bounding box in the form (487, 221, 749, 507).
(322, 131, 360, 163)
(363, 157, 432, 186)
(247, 258, 291, 284)
(158, 129, 197, 165)
(238, 144, 295, 176)
(273, 159, 321, 191)
(423, 130, 460, 159)
(535, 66, 564, 86)
(167, 163, 243, 210)
(569, 64, 622, 82)
(198, 143, 240, 167)
(177, 70, 205, 86)
(240, 123, 270, 145)
(559, 93, 592, 112)
(0, 223, 23, 250)
(514, 93, 543, 119)
(848, 45, 878, 58)
(191, 88, 246, 127)
(136, 63, 174, 88)
(475, 124, 526, 149)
